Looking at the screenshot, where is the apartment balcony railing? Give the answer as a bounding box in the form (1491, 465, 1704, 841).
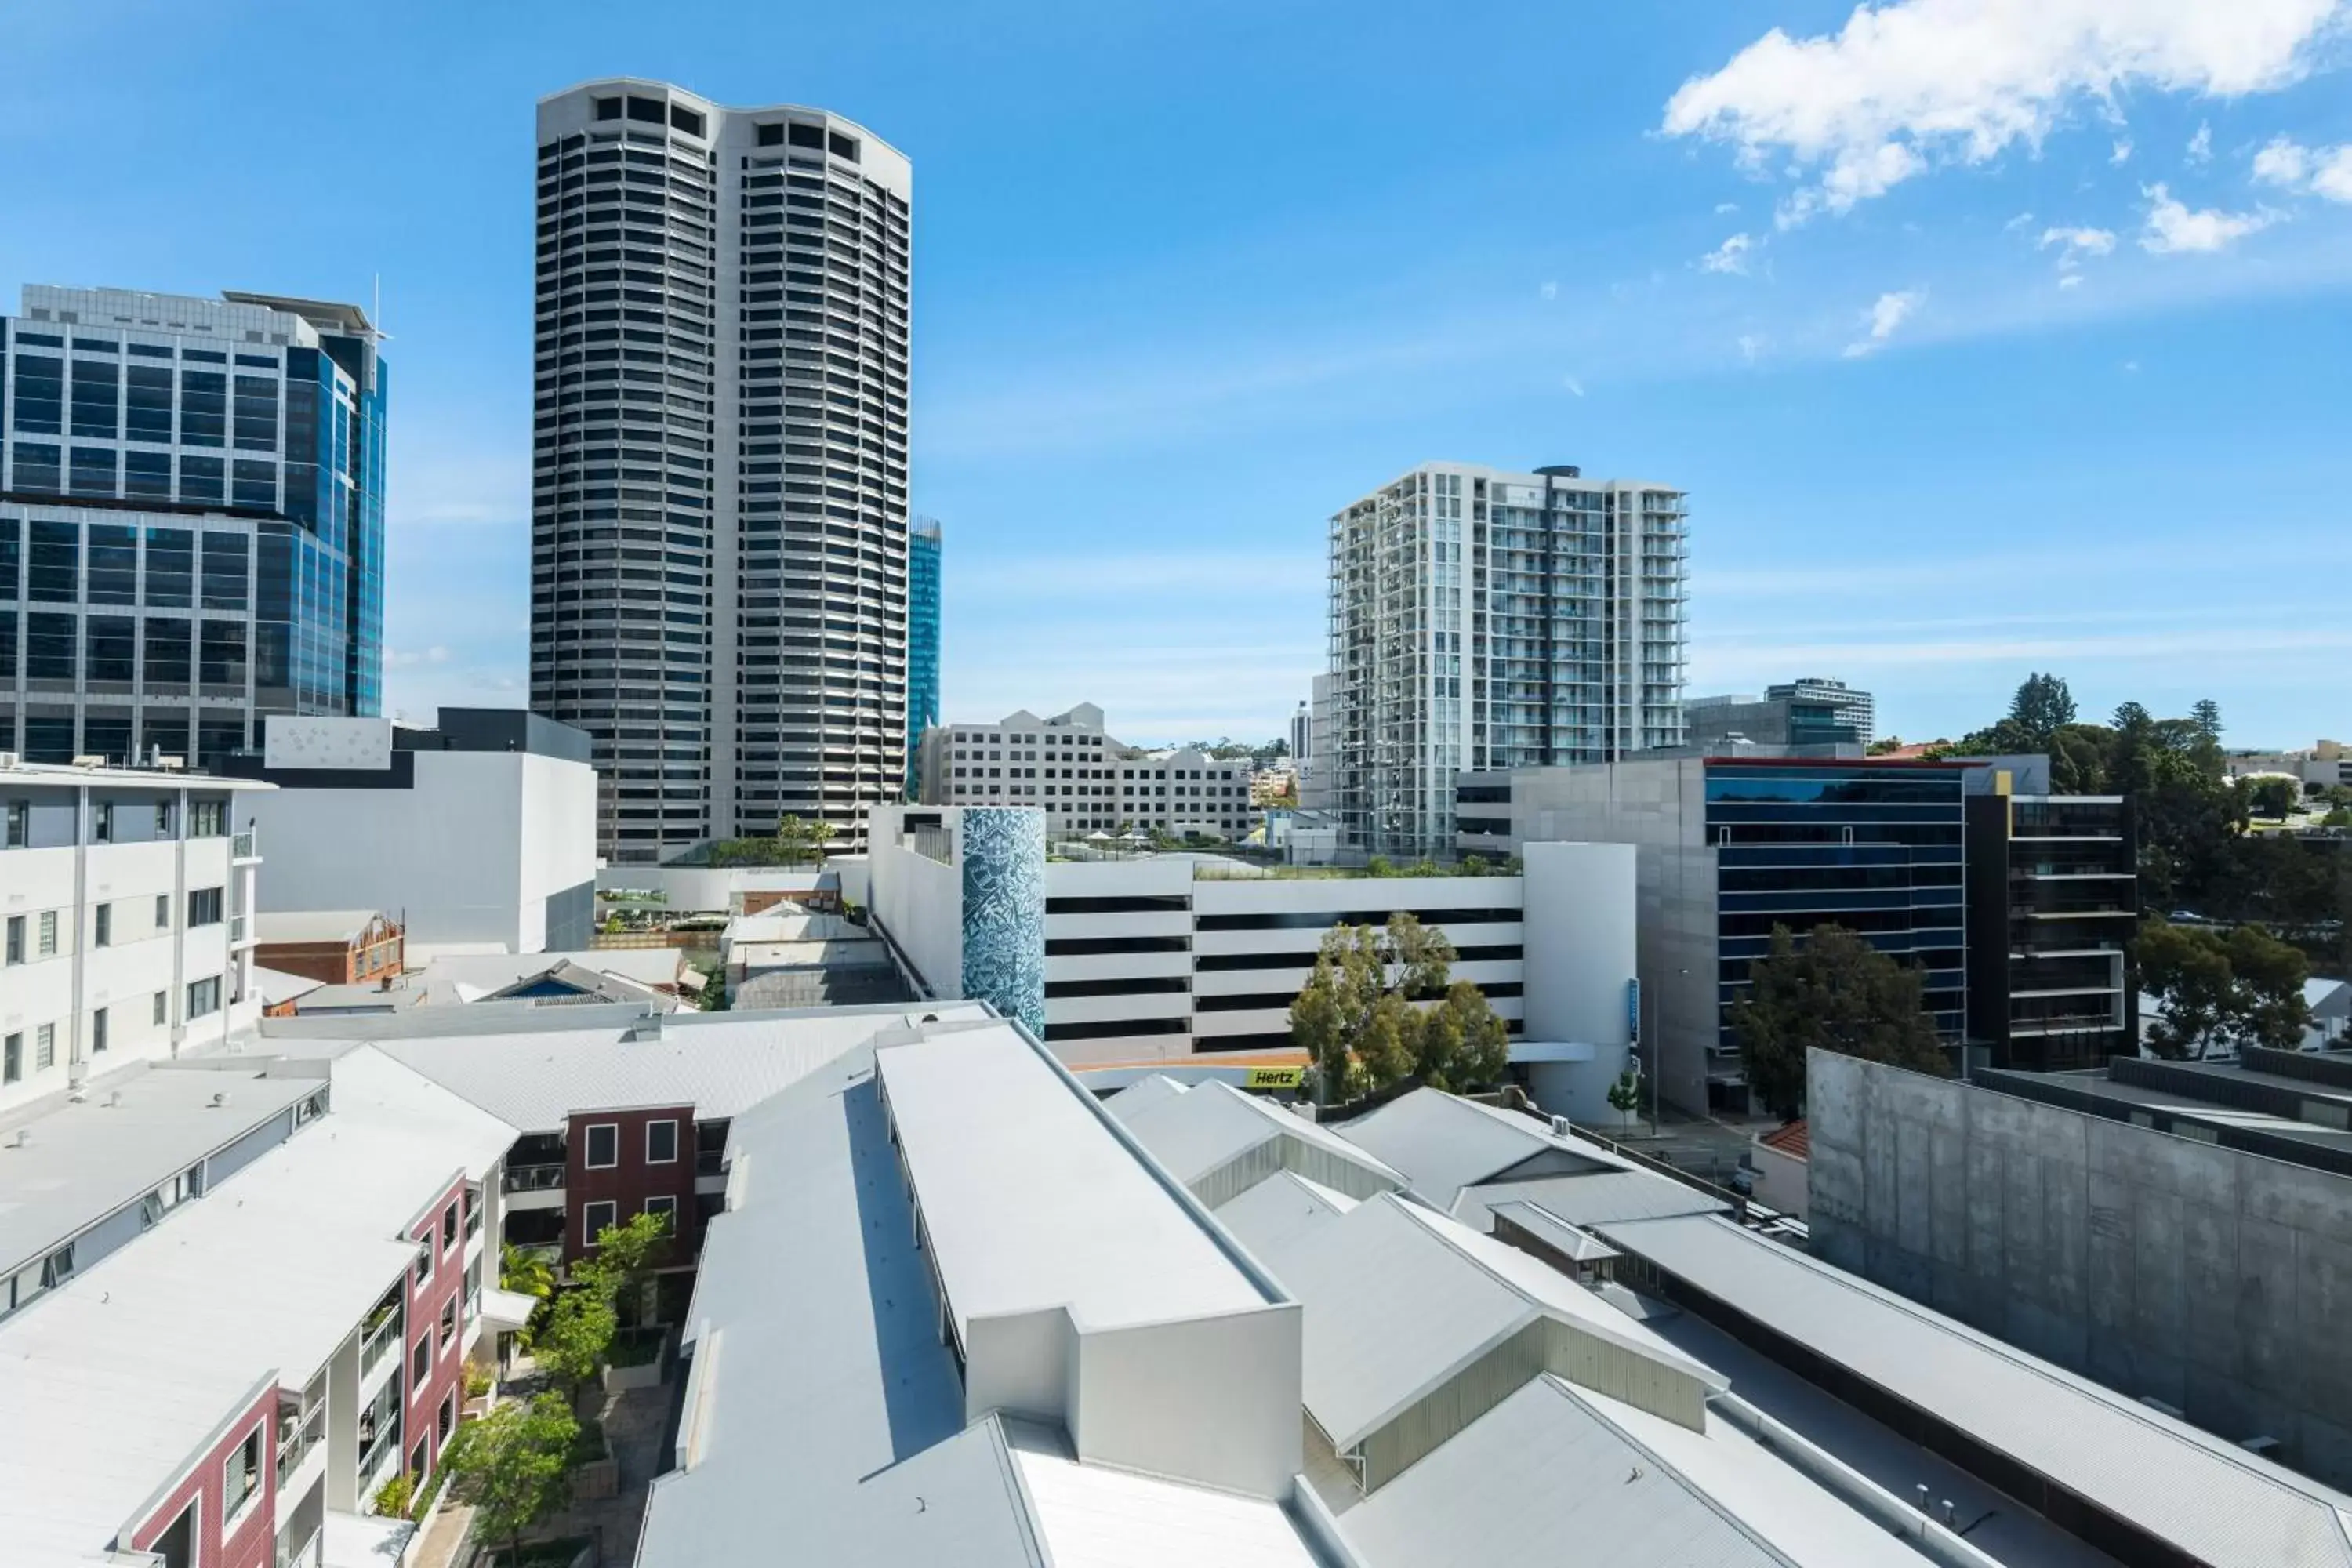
(464, 1203, 485, 1241)
(502, 1162, 566, 1194)
(359, 1307, 401, 1381)
(277, 1402, 325, 1489)
(275, 1523, 324, 1568)
(355, 1421, 397, 1486)
(231, 829, 260, 862)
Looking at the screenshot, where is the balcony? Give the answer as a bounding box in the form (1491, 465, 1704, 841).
(231, 829, 261, 863)
(358, 1301, 402, 1384)
(502, 1161, 566, 1194)
(276, 1401, 325, 1490)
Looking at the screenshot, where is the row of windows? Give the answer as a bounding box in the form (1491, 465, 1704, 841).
(9, 357, 288, 450)
(0, 978, 216, 1085)
(5, 445, 281, 510)
(580, 1118, 681, 1167)
(0, 612, 274, 685)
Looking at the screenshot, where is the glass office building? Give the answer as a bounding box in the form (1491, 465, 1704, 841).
(905, 518, 940, 798)
(0, 286, 387, 767)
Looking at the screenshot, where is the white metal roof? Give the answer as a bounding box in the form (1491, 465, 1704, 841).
(1275, 1192, 1718, 1453)
(0, 1048, 513, 1563)
(1211, 1171, 1357, 1271)
(1102, 1073, 1189, 1123)
(1450, 1169, 1725, 1232)
(1337, 1374, 1923, 1568)
(253, 908, 387, 944)
(1116, 1080, 1403, 1193)
(245, 964, 325, 1005)
(262, 1005, 989, 1130)
(1334, 1088, 1623, 1208)
(0, 1065, 318, 1276)
(1005, 1421, 1320, 1568)
(1484, 1200, 1621, 1264)
(1600, 1213, 2352, 1568)
(878, 1028, 1273, 1336)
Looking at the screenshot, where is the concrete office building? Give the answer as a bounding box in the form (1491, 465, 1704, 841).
(0, 285, 387, 768)
(1685, 677, 1874, 750)
(864, 805, 1641, 1106)
(904, 517, 939, 798)
(225, 710, 599, 954)
(1458, 752, 2139, 1112)
(916, 703, 1256, 840)
(0, 760, 270, 1115)
(1813, 1050, 2352, 1494)
(529, 80, 913, 862)
(1324, 462, 1687, 856)
(1298, 672, 1339, 811)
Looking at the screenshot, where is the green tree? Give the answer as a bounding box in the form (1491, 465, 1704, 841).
(576, 1210, 673, 1328)
(2007, 672, 2077, 747)
(444, 1393, 578, 1566)
(1290, 914, 1506, 1100)
(2190, 699, 2223, 740)
(1606, 1065, 1643, 1134)
(500, 1243, 556, 1303)
(1728, 924, 1950, 1120)
(2136, 917, 2311, 1058)
(532, 1287, 617, 1402)
(2241, 776, 2299, 819)
(707, 814, 835, 867)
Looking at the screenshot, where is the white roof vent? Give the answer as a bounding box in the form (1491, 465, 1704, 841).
(71, 755, 106, 769)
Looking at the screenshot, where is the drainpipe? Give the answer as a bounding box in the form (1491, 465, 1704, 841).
(67, 782, 89, 1088)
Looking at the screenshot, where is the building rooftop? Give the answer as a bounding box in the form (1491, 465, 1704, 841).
(877, 1030, 1277, 1336)
(0, 759, 271, 790)
(253, 909, 387, 945)
(1596, 1211, 2352, 1568)
(1334, 1089, 1644, 1212)
(251, 1003, 993, 1131)
(0, 1049, 511, 1565)
(1108, 1076, 1404, 1196)
(0, 1066, 318, 1279)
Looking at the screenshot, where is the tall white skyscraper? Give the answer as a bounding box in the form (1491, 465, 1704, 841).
(531, 79, 913, 862)
(1327, 461, 1687, 855)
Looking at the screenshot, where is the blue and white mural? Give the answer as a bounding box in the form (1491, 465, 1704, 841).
(960, 808, 1047, 1037)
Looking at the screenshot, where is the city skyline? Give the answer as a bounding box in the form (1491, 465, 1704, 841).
(8, 2, 2352, 750)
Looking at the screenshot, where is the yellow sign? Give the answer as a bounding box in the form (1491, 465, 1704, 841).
(1243, 1067, 1305, 1090)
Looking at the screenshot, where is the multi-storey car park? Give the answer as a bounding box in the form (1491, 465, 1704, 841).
(529, 79, 912, 863)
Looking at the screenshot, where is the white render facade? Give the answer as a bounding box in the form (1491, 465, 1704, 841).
(1327, 462, 1688, 855)
(0, 762, 269, 1115)
(530, 80, 913, 862)
(917, 704, 1256, 840)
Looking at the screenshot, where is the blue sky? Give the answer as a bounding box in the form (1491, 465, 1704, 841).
(9, 2, 2352, 748)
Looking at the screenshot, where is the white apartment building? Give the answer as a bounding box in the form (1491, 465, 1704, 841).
(0, 760, 269, 1115)
(1327, 462, 1687, 855)
(229, 710, 598, 953)
(528, 81, 914, 862)
(916, 703, 1255, 840)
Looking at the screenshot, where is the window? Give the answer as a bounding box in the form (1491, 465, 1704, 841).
(90, 1007, 107, 1054)
(37, 912, 56, 956)
(441, 1203, 459, 1252)
(410, 1333, 430, 1388)
(151, 992, 166, 1027)
(2, 1034, 16, 1085)
(191, 799, 225, 837)
(93, 903, 110, 948)
(643, 1195, 678, 1232)
(415, 1243, 434, 1287)
(438, 1295, 456, 1350)
(155, 893, 169, 928)
(187, 887, 223, 926)
(5, 916, 20, 965)
(582, 1199, 618, 1242)
(438, 1391, 457, 1442)
(41, 1243, 74, 1287)
(4, 802, 24, 848)
(583, 1123, 619, 1169)
(645, 1119, 678, 1164)
(223, 1425, 263, 1519)
(154, 800, 174, 837)
(90, 802, 112, 843)
(186, 975, 220, 1019)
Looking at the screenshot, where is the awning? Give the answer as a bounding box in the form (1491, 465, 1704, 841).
(477, 1286, 542, 1333)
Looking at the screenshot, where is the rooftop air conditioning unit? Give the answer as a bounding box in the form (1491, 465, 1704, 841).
(1550, 1115, 1571, 1136)
(0, 752, 17, 768)
(71, 754, 106, 769)
(157, 756, 187, 771)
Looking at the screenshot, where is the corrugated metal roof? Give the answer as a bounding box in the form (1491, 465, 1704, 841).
(1102, 1074, 1189, 1123)
(1452, 1170, 1726, 1232)
(1213, 1171, 1356, 1272)
(1338, 1374, 1926, 1567)
(1005, 1421, 1322, 1567)
(1485, 1201, 1620, 1264)
(1334, 1089, 1621, 1208)
(1119, 1081, 1403, 1195)
(1600, 1213, 2352, 1568)
(879, 1029, 1272, 1335)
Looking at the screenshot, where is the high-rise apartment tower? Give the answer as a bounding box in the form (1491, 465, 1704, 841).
(530, 79, 913, 862)
(0, 285, 387, 768)
(1327, 461, 1686, 855)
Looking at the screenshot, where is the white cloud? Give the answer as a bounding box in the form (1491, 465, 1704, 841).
(1538, 280, 1559, 300)
(2111, 136, 2136, 164)
(1714, 201, 1741, 214)
(2038, 223, 2118, 271)
(2140, 182, 2276, 252)
(2003, 210, 2037, 230)
(1662, 0, 2341, 220)
(2252, 134, 2352, 201)
(383, 645, 452, 669)
(2187, 120, 2213, 163)
(1737, 332, 1766, 363)
(2060, 273, 2085, 288)
(1700, 231, 1757, 274)
(1562, 374, 1587, 397)
(1843, 289, 1926, 356)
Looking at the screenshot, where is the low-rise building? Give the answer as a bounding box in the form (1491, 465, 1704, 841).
(916, 703, 1257, 840)
(0, 759, 270, 1114)
(252, 909, 403, 987)
(227, 709, 597, 954)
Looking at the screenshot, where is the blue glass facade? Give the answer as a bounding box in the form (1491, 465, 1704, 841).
(1706, 760, 1969, 1054)
(0, 291, 386, 765)
(905, 521, 941, 798)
